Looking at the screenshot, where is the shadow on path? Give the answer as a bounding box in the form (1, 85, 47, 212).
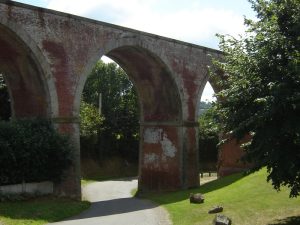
(62, 197, 156, 222)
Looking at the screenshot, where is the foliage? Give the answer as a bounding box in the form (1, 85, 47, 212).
(211, 0, 300, 197)
(0, 119, 73, 185)
(198, 104, 219, 167)
(80, 60, 139, 161)
(0, 197, 90, 225)
(80, 101, 104, 137)
(146, 169, 300, 225)
(0, 74, 11, 120)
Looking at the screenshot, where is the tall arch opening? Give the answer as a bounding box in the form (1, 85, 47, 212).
(80, 56, 140, 180)
(107, 46, 182, 122)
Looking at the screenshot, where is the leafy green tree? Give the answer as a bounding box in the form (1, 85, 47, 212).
(81, 60, 139, 161)
(212, 0, 300, 197)
(198, 104, 219, 169)
(80, 101, 104, 137)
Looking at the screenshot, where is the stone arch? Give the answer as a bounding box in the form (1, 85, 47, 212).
(75, 44, 184, 192)
(74, 44, 182, 123)
(106, 46, 182, 123)
(0, 19, 58, 118)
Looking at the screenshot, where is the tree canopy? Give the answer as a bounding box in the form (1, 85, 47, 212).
(212, 0, 300, 197)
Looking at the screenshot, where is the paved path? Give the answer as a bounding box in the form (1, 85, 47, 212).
(51, 178, 171, 225)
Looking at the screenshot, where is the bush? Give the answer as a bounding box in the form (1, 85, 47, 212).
(0, 119, 73, 185)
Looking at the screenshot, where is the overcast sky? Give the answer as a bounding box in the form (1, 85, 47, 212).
(13, 0, 256, 101)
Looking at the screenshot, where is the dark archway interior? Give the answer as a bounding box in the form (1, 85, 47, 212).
(107, 46, 182, 122)
(0, 24, 49, 118)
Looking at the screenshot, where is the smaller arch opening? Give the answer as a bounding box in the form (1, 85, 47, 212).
(198, 81, 218, 179)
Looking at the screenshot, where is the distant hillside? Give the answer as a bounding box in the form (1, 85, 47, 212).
(198, 101, 212, 116)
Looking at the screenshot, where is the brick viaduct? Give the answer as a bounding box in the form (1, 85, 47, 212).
(0, 0, 225, 199)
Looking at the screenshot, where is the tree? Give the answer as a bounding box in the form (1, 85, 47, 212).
(212, 0, 300, 197)
(81, 60, 139, 161)
(198, 104, 219, 170)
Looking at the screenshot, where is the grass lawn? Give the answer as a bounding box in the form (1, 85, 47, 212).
(144, 169, 300, 225)
(0, 197, 90, 225)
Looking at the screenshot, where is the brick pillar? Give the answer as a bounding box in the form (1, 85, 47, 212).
(52, 117, 81, 200)
(138, 122, 183, 192)
(138, 121, 200, 193)
(182, 122, 200, 188)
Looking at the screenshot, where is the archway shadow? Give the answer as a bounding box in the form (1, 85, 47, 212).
(62, 197, 156, 222)
(268, 216, 300, 225)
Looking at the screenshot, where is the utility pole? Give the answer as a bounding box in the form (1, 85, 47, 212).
(98, 92, 102, 115)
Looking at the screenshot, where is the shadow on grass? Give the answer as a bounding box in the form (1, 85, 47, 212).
(0, 197, 90, 224)
(269, 216, 300, 225)
(139, 172, 246, 204)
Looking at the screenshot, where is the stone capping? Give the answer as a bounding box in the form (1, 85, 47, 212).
(0, 0, 223, 56)
(0, 181, 53, 195)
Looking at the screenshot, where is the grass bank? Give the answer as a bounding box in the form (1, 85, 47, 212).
(0, 197, 90, 225)
(145, 169, 300, 225)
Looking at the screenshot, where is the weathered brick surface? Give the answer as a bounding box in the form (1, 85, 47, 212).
(0, 0, 223, 199)
(218, 135, 253, 177)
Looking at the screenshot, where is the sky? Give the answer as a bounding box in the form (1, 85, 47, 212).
(13, 0, 256, 102)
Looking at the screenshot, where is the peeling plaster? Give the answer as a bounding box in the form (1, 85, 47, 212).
(144, 128, 162, 144)
(143, 128, 177, 165)
(161, 133, 176, 158)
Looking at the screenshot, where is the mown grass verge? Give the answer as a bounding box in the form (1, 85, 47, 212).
(0, 196, 90, 225)
(143, 169, 300, 225)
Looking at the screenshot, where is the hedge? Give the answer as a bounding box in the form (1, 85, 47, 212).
(0, 119, 73, 185)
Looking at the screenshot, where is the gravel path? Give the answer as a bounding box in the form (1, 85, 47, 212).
(50, 178, 171, 225)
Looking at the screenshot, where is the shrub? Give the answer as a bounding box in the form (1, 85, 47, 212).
(0, 119, 73, 185)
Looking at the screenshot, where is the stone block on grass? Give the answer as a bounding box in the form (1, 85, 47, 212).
(213, 214, 232, 225)
(209, 206, 223, 214)
(189, 193, 204, 204)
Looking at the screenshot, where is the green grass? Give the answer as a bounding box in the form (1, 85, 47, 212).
(144, 169, 300, 225)
(0, 197, 90, 225)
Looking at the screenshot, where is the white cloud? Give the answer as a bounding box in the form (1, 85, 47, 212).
(46, 0, 246, 48)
